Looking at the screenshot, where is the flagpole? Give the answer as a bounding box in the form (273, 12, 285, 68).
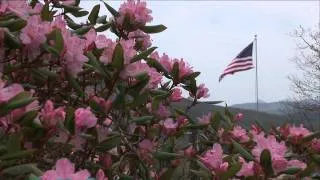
(254, 35, 259, 112)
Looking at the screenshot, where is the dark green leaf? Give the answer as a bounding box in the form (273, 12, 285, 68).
(97, 15, 108, 24)
(28, 174, 40, 180)
(211, 112, 221, 131)
(65, 17, 82, 30)
(64, 107, 75, 134)
(101, 0, 119, 17)
(131, 47, 157, 63)
(88, 5, 100, 24)
(60, 4, 82, 12)
(2, 164, 42, 176)
(190, 170, 211, 180)
(153, 152, 181, 160)
(87, 52, 109, 77)
(41, 3, 53, 21)
(0, 149, 36, 160)
(146, 58, 169, 75)
(0, 19, 27, 32)
(112, 43, 125, 69)
(302, 131, 320, 143)
(4, 30, 21, 49)
(172, 62, 180, 82)
(183, 72, 201, 81)
(174, 108, 195, 124)
(231, 140, 254, 161)
(6, 134, 21, 153)
(0, 92, 36, 116)
(260, 149, 274, 177)
(220, 163, 242, 180)
(46, 29, 64, 54)
(95, 23, 111, 32)
(131, 116, 154, 125)
(280, 167, 301, 175)
(298, 162, 316, 178)
(18, 110, 38, 126)
(97, 135, 121, 151)
(66, 73, 85, 98)
(74, 25, 91, 35)
(141, 24, 167, 34)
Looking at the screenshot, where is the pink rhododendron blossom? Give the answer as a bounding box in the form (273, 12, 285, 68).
(163, 118, 178, 135)
(194, 83, 210, 99)
(0, 82, 24, 104)
(237, 157, 254, 177)
(234, 113, 244, 121)
(42, 158, 90, 180)
(1, 0, 42, 18)
(287, 160, 307, 170)
(74, 107, 97, 129)
(231, 125, 250, 143)
(155, 104, 171, 118)
(63, 35, 88, 76)
(121, 62, 162, 88)
(250, 124, 263, 136)
(170, 88, 183, 102)
(101, 153, 113, 169)
(184, 145, 196, 157)
(128, 30, 152, 50)
(120, 39, 137, 64)
(40, 100, 66, 128)
(0, 28, 4, 72)
(288, 124, 311, 143)
(96, 124, 109, 143)
(312, 138, 320, 152)
(85, 28, 97, 49)
(96, 169, 108, 180)
(200, 143, 229, 174)
(20, 15, 50, 59)
(251, 134, 301, 174)
(173, 58, 193, 79)
(91, 96, 112, 112)
(151, 52, 172, 72)
(138, 139, 155, 164)
(117, 0, 153, 27)
(197, 113, 211, 125)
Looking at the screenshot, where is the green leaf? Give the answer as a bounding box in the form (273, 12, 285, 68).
(0, 92, 36, 116)
(153, 152, 181, 160)
(172, 62, 180, 82)
(2, 164, 42, 176)
(41, 3, 53, 21)
(97, 15, 108, 24)
(28, 174, 40, 180)
(97, 135, 121, 151)
(6, 134, 21, 153)
(74, 25, 91, 35)
(101, 0, 119, 17)
(131, 116, 154, 125)
(130, 73, 150, 92)
(185, 124, 208, 130)
(65, 17, 82, 30)
(64, 107, 75, 134)
(140, 24, 167, 34)
(46, 29, 64, 54)
(211, 112, 221, 131)
(87, 52, 109, 77)
(88, 4, 100, 24)
(280, 167, 301, 175)
(174, 108, 195, 124)
(260, 149, 274, 177)
(220, 163, 242, 180)
(131, 47, 157, 63)
(231, 140, 254, 161)
(4, 30, 21, 49)
(130, 92, 148, 107)
(183, 72, 201, 81)
(95, 23, 111, 32)
(112, 43, 125, 69)
(18, 110, 38, 126)
(0, 19, 27, 32)
(0, 149, 36, 160)
(302, 131, 320, 143)
(203, 101, 224, 105)
(146, 58, 169, 76)
(298, 162, 316, 178)
(71, 10, 89, 17)
(66, 73, 85, 98)
(119, 175, 134, 180)
(190, 170, 211, 180)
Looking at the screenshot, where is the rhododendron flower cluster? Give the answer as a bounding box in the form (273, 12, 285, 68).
(0, 0, 318, 179)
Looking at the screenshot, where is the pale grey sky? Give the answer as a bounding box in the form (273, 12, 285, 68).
(81, 1, 319, 105)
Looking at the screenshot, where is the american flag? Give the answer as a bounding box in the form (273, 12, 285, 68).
(219, 42, 254, 82)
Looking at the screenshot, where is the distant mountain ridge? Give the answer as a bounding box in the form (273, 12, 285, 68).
(232, 101, 289, 115)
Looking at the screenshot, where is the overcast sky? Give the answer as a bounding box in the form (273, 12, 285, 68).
(81, 1, 319, 105)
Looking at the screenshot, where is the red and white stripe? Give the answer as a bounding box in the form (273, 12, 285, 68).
(219, 57, 254, 81)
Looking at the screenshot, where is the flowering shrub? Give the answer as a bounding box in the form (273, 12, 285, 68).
(0, 0, 319, 179)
